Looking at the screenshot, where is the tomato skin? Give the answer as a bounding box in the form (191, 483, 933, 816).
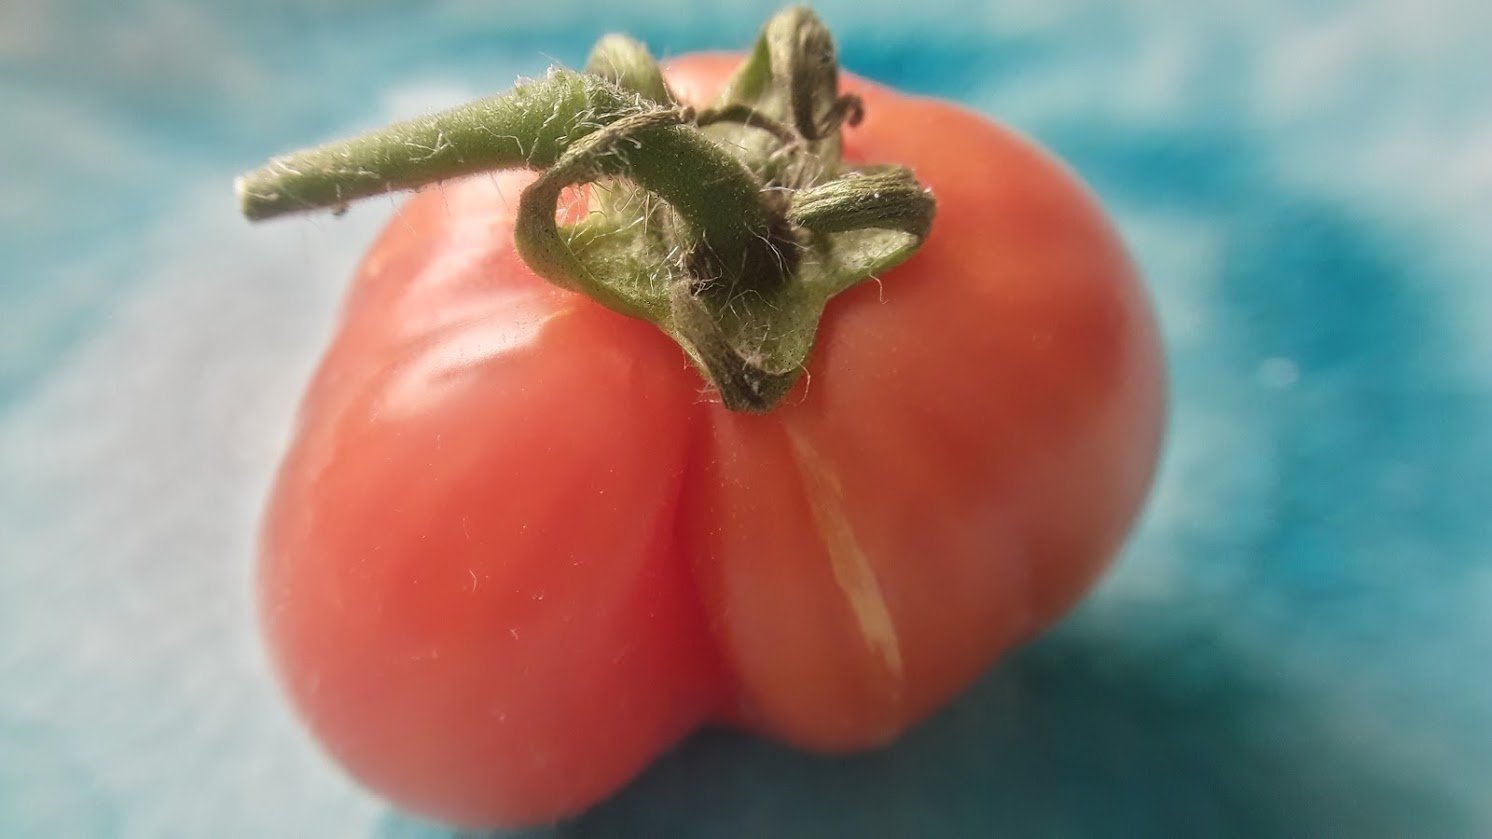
(259, 56, 1164, 827)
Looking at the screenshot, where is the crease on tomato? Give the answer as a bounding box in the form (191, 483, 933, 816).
(663, 386, 741, 726)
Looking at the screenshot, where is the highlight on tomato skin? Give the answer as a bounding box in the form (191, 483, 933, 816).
(244, 10, 1165, 830)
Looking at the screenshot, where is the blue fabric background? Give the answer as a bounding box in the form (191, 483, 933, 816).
(3, 1, 1490, 836)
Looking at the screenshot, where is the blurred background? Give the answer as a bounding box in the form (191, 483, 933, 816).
(3, 0, 1491, 836)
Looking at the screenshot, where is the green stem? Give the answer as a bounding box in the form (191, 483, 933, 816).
(235, 6, 936, 413)
(236, 71, 767, 251)
(235, 69, 615, 219)
(789, 168, 932, 238)
(513, 105, 788, 321)
(584, 34, 676, 104)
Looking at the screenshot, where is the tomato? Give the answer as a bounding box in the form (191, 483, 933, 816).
(258, 55, 1164, 828)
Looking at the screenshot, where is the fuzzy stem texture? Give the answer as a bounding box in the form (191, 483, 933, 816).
(235, 6, 935, 412)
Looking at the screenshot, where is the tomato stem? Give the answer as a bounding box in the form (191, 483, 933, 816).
(236, 6, 935, 412)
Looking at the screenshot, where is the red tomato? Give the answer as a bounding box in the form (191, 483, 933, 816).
(259, 55, 1165, 827)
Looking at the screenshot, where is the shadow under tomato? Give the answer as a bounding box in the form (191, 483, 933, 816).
(375, 623, 1469, 839)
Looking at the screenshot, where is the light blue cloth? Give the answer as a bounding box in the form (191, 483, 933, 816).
(3, 1, 1489, 836)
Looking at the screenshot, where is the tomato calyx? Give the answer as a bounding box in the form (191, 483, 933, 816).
(235, 6, 935, 411)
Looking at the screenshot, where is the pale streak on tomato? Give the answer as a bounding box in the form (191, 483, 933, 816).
(783, 422, 906, 695)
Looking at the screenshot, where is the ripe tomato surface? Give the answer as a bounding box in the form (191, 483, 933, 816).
(259, 55, 1165, 828)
